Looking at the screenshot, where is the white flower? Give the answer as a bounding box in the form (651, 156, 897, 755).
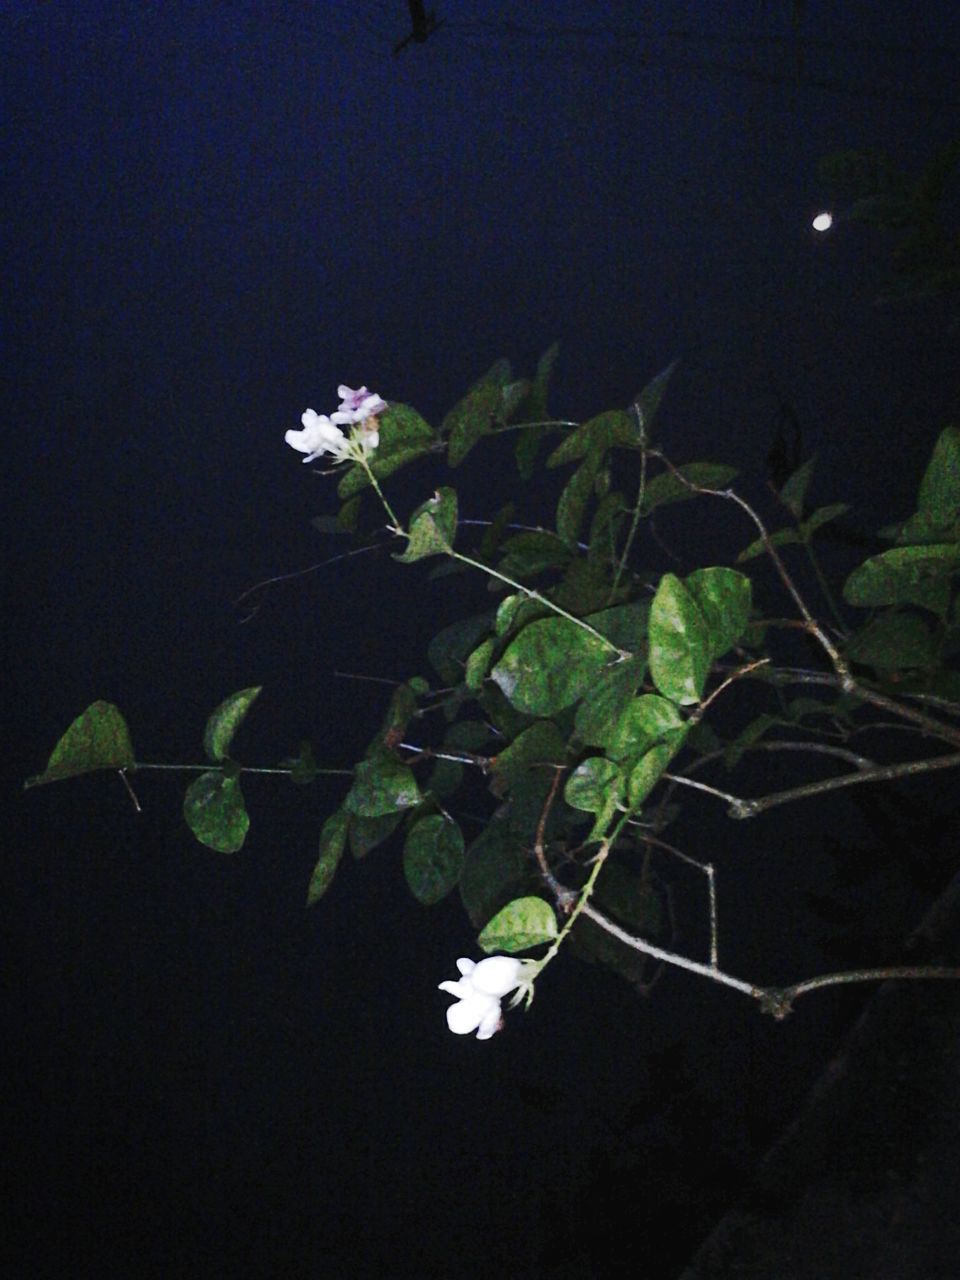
(285, 409, 352, 464)
(438, 955, 536, 1040)
(285, 395, 383, 465)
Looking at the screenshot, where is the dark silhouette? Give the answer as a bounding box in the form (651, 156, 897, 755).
(393, 1, 444, 55)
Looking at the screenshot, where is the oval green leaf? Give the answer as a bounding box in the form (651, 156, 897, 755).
(843, 544, 960, 608)
(403, 814, 464, 905)
(491, 616, 616, 715)
(344, 757, 422, 818)
(918, 425, 960, 527)
(685, 566, 752, 659)
(183, 769, 250, 853)
(648, 574, 711, 704)
(478, 896, 558, 955)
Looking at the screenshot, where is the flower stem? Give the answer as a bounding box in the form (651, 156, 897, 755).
(448, 549, 626, 657)
(357, 456, 403, 533)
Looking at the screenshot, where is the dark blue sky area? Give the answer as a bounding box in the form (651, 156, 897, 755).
(5, 3, 960, 1276)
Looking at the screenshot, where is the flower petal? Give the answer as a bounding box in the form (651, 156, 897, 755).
(438, 979, 472, 998)
(470, 955, 524, 997)
(445, 992, 500, 1036)
(475, 1003, 504, 1039)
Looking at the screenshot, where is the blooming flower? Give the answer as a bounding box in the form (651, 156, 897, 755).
(285, 409, 353, 464)
(285, 384, 387, 465)
(333, 385, 388, 424)
(438, 955, 537, 1040)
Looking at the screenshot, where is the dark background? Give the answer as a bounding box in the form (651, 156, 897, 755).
(4, 3, 959, 1276)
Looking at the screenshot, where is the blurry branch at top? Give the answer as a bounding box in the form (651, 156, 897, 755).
(393, 1, 445, 56)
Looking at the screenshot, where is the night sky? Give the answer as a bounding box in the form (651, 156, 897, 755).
(4, 3, 960, 1277)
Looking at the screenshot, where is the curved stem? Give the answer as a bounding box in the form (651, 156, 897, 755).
(448, 549, 627, 656)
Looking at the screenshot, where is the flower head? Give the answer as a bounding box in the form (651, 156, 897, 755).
(438, 955, 538, 1040)
(286, 385, 387, 466)
(333, 385, 388, 424)
(285, 409, 352, 464)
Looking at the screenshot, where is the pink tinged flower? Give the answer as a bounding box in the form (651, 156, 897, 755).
(333, 385, 388, 424)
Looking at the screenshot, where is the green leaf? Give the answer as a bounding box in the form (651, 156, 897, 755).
(344, 756, 422, 817)
(845, 612, 936, 671)
(490, 720, 568, 795)
(638, 463, 738, 515)
(403, 814, 465, 905)
(583, 600, 649, 650)
(26, 701, 135, 788)
(627, 743, 675, 808)
(491, 616, 617, 715)
(459, 808, 533, 929)
(497, 530, 572, 580)
(478, 896, 558, 954)
(428, 612, 496, 683)
(280, 739, 319, 784)
(337, 403, 435, 499)
(479, 503, 516, 561)
(557, 454, 599, 547)
(203, 687, 262, 763)
(307, 809, 349, 904)
(464, 636, 496, 693)
(564, 757, 624, 840)
(444, 363, 510, 467)
(918, 425, 960, 527)
(574, 653, 646, 747)
(183, 770, 250, 853)
(684, 566, 752, 659)
(394, 487, 457, 563)
(778, 455, 817, 520)
(648, 574, 712, 705)
(605, 694, 686, 763)
(528, 341, 559, 419)
(629, 359, 678, 444)
(736, 527, 799, 562)
(802, 503, 850, 537)
(843, 544, 960, 608)
(546, 410, 637, 468)
(587, 491, 627, 561)
(516, 342, 560, 478)
(564, 756, 622, 811)
(348, 811, 402, 859)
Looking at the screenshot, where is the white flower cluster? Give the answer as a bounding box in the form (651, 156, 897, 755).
(285, 384, 388, 464)
(438, 955, 536, 1040)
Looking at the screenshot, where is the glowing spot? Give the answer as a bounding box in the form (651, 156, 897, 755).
(812, 211, 833, 233)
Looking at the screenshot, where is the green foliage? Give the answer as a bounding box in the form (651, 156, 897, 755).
(203, 687, 262, 763)
(394, 487, 457, 562)
(25, 701, 134, 788)
(491, 617, 617, 716)
(478, 896, 558, 954)
(337, 403, 435, 499)
(308, 809, 349, 904)
(344, 752, 422, 817)
(403, 814, 464, 904)
(183, 770, 249, 853)
(28, 344, 960, 1017)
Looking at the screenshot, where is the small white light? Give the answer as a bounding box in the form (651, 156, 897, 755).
(812, 211, 833, 233)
